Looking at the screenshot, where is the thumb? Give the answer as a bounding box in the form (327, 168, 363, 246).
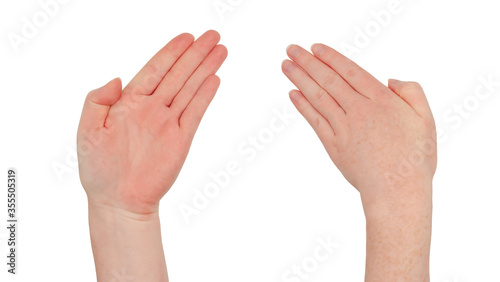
(388, 79, 433, 121)
(79, 78, 122, 132)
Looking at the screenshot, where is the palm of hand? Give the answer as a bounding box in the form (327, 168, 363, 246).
(77, 31, 227, 215)
(79, 95, 190, 215)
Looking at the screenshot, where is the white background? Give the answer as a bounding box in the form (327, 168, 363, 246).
(1, 0, 499, 281)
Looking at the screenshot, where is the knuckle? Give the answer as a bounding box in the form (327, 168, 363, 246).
(322, 74, 337, 89)
(124, 84, 146, 96)
(345, 67, 358, 79)
(373, 88, 391, 100)
(143, 65, 161, 90)
(349, 99, 371, 116)
(311, 116, 322, 128)
(193, 41, 211, 55)
(145, 63, 159, 78)
(169, 68, 184, 81)
(313, 88, 329, 104)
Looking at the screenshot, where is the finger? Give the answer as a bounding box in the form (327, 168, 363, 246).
(124, 33, 195, 95)
(78, 78, 122, 132)
(289, 90, 337, 143)
(282, 59, 346, 130)
(153, 30, 221, 106)
(388, 79, 434, 122)
(170, 44, 227, 114)
(311, 43, 388, 99)
(179, 75, 221, 138)
(287, 44, 364, 109)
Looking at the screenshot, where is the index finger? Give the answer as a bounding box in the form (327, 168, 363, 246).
(311, 44, 389, 99)
(124, 33, 195, 95)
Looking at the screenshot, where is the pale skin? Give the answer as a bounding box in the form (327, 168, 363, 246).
(77, 30, 228, 281)
(282, 44, 437, 281)
(77, 31, 436, 280)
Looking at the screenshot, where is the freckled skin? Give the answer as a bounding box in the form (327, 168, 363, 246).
(283, 43, 436, 281)
(77, 31, 228, 281)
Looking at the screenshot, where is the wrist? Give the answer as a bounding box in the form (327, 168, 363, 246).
(86, 188, 160, 221)
(360, 182, 432, 219)
(87, 200, 167, 281)
(88, 200, 160, 225)
(362, 183, 433, 281)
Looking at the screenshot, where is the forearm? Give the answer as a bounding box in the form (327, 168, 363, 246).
(88, 203, 168, 282)
(362, 184, 432, 282)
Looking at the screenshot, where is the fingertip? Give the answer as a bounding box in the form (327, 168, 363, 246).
(89, 78, 122, 105)
(111, 77, 122, 88)
(204, 29, 221, 42)
(288, 44, 306, 60)
(289, 89, 301, 102)
(208, 29, 220, 36)
(388, 78, 402, 88)
(281, 59, 294, 73)
(174, 33, 195, 46)
(107, 77, 123, 97)
(217, 44, 229, 58)
(211, 74, 221, 86)
(203, 74, 221, 93)
(180, 32, 195, 39)
(186, 33, 196, 43)
(387, 79, 432, 120)
(311, 43, 326, 56)
(90, 77, 116, 94)
(80, 78, 123, 131)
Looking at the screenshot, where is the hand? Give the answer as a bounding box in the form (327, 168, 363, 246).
(77, 30, 228, 216)
(282, 44, 437, 206)
(282, 43, 436, 281)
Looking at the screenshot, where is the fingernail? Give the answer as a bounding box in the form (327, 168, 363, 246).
(389, 78, 402, 85)
(311, 44, 324, 56)
(287, 44, 301, 58)
(290, 90, 300, 101)
(282, 60, 295, 72)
